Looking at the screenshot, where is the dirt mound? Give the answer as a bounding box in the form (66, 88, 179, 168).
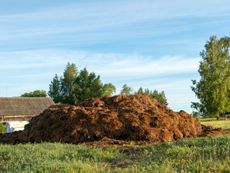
(0, 95, 226, 144)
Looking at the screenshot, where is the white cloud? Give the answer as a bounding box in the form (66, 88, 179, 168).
(0, 49, 199, 78)
(95, 56, 199, 78)
(0, 0, 229, 41)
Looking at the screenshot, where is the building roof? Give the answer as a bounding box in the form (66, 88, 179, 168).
(0, 97, 54, 116)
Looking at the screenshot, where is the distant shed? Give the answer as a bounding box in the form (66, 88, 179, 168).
(0, 97, 54, 122)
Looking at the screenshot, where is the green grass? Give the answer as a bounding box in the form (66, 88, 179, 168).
(201, 119, 230, 129)
(0, 135, 230, 173)
(199, 118, 217, 122)
(1, 120, 229, 173)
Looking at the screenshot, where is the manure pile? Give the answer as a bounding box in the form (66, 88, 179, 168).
(0, 95, 226, 144)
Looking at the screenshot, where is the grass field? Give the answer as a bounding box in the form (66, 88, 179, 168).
(0, 135, 230, 173)
(200, 119, 230, 129)
(0, 120, 230, 173)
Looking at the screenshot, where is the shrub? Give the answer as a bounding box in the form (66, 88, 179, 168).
(0, 123, 6, 134)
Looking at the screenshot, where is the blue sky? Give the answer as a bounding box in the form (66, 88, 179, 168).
(0, 0, 230, 112)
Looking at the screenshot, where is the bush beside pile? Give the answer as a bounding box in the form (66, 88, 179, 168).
(0, 123, 6, 134)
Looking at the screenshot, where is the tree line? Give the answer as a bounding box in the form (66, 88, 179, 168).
(120, 84, 168, 105)
(20, 36, 230, 118)
(48, 63, 116, 104)
(21, 63, 168, 105)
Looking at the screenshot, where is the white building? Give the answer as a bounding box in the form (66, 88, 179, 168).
(0, 97, 54, 133)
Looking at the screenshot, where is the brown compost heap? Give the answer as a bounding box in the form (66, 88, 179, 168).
(0, 95, 227, 144)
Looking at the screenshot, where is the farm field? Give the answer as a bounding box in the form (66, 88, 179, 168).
(1, 119, 230, 173)
(0, 136, 230, 172)
(201, 119, 230, 130)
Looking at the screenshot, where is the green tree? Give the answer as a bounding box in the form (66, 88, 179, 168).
(62, 63, 78, 104)
(136, 87, 144, 94)
(151, 90, 168, 105)
(74, 68, 105, 103)
(136, 87, 168, 105)
(48, 74, 62, 103)
(48, 63, 116, 104)
(191, 36, 230, 118)
(102, 83, 116, 96)
(120, 84, 132, 95)
(21, 90, 47, 97)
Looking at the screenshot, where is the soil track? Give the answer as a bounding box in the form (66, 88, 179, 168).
(0, 95, 228, 144)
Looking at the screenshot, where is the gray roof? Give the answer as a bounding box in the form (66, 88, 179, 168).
(0, 97, 54, 116)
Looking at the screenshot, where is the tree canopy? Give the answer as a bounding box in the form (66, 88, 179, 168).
(21, 90, 47, 97)
(48, 63, 116, 104)
(191, 36, 230, 117)
(136, 87, 168, 105)
(48, 74, 62, 103)
(120, 84, 132, 95)
(102, 83, 116, 97)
